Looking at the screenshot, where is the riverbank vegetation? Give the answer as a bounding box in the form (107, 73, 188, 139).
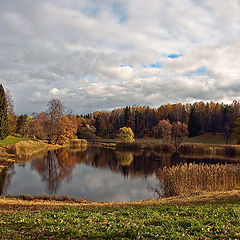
(155, 163, 240, 198)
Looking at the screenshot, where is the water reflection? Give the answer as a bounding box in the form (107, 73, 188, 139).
(31, 151, 76, 194)
(0, 168, 7, 195)
(0, 167, 15, 195)
(1, 145, 240, 201)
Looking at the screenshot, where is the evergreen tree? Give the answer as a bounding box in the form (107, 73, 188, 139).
(0, 85, 9, 139)
(188, 107, 201, 137)
(124, 106, 130, 126)
(233, 117, 240, 144)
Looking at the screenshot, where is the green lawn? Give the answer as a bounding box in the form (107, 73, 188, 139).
(0, 135, 36, 147)
(1, 202, 240, 239)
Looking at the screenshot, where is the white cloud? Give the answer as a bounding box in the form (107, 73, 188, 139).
(1, 0, 240, 114)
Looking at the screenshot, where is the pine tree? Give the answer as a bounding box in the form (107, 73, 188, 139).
(0, 85, 9, 139)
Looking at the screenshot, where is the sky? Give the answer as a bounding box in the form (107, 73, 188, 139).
(0, 0, 240, 115)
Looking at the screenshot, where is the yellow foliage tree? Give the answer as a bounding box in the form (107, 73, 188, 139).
(57, 115, 77, 144)
(116, 127, 135, 143)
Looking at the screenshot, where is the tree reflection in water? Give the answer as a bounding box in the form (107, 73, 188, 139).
(31, 150, 76, 194)
(0, 166, 15, 195)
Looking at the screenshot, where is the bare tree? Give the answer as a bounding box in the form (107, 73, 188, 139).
(46, 98, 65, 144)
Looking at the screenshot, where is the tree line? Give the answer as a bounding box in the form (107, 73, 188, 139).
(1, 84, 240, 144)
(90, 101, 240, 142)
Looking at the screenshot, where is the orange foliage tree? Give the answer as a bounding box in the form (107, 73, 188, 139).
(158, 119, 172, 142)
(172, 121, 188, 150)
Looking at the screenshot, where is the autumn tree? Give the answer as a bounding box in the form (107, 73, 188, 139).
(57, 115, 78, 144)
(0, 85, 9, 139)
(45, 98, 65, 144)
(116, 127, 135, 143)
(31, 112, 47, 139)
(172, 121, 188, 150)
(233, 117, 240, 144)
(78, 124, 96, 139)
(158, 119, 172, 142)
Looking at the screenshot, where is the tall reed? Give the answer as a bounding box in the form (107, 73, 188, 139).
(69, 139, 87, 149)
(156, 163, 240, 197)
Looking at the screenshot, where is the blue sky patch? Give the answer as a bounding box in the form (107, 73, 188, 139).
(150, 62, 162, 68)
(185, 66, 207, 76)
(111, 3, 128, 24)
(168, 54, 183, 59)
(196, 66, 206, 73)
(120, 64, 133, 68)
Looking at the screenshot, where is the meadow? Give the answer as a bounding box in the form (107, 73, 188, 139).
(1, 201, 240, 239)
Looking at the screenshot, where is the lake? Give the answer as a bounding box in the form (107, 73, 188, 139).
(1, 144, 240, 202)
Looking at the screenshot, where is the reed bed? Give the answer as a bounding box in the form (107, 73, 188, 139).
(156, 163, 240, 198)
(178, 143, 240, 156)
(116, 141, 240, 157)
(69, 139, 87, 149)
(7, 140, 50, 157)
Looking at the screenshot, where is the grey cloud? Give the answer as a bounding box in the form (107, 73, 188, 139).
(0, 0, 240, 114)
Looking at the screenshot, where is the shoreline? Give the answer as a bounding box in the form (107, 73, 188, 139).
(1, 190, 240, 213)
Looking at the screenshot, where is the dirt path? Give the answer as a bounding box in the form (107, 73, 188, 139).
(1, 190, 240, 213)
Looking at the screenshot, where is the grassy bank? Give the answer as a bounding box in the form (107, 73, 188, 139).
(0, 136, 64, 168)
(1, 195, 240, 239)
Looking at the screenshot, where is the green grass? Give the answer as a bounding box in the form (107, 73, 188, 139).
(0, 135, 36, 147)
(1, 202, 240, 239)
(183, 133, 237, 145)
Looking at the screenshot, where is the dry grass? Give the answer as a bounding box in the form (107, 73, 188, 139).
(5, 140, 62, 159)
(69, 139, 87, 148)
(157, 163, 240, 198)
(1, 190, 240, 213)
(178, 143, 240, 156)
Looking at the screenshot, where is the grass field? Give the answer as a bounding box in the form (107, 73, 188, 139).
(183, 133, 237, 145)
(0, 135, 36, 147)
(0, 201, 240, 239)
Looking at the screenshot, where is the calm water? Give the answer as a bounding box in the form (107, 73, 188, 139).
(1, 145, 240, 202)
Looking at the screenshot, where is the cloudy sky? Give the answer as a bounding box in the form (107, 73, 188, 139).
(1, 0, 240, 114)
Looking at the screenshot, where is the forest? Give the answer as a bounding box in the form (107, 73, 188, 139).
(10, 100, 240, 144)
(1, 85, 240, 144)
